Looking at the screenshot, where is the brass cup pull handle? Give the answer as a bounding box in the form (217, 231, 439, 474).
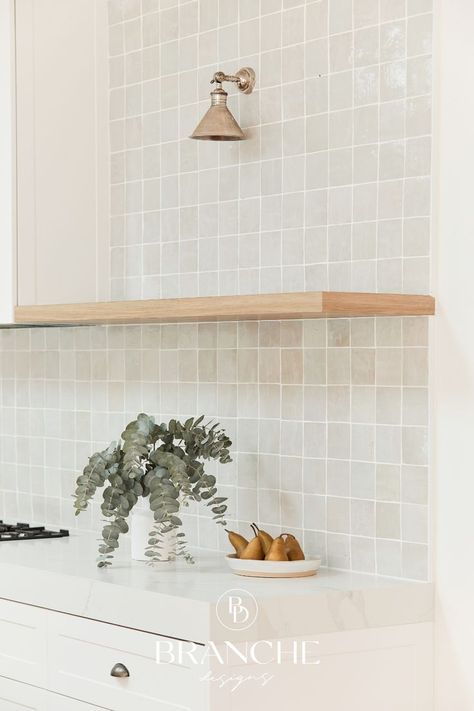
(110, 662, 130, 678)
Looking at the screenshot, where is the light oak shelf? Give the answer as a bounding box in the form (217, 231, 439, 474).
(13, 292, 435, 326)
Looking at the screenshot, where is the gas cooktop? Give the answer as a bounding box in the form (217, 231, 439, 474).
(0, 521, 69, 541)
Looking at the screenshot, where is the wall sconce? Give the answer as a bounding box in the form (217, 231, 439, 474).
(190, 67, 256, 141)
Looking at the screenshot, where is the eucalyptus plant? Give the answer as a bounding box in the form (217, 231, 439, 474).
(73, 414, 232, 568)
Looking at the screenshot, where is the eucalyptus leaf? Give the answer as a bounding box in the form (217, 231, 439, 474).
(73, 413, 232, 568)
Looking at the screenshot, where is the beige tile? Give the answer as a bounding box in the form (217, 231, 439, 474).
(351, 318, 375, 347)
(327, 459, 350, 496)
(376, 501, 401, 539)
(280, 321, 303, 346)
(259, 349, 280, 384)
(402, 542, 429, 580)
(376, 425, 402, 463)
(328, 319, 350, 347)
(376, 463, 401, 501)
(403, 348, 429, 386)
(327, 532, 351, 569)
(351, 462, 376, 499)
(303, 385, 326, 422)
(351, 499, 375, 537)
(376, 539, 402, 577)
(402, 503, 428, 544)
(402, 387, 429, 425)
(259, 384, 281, 418)
(280, 491, 303, 529)
(237, 349, 258, 383)
(376, 386, 402, 424)
(327, 497, 350, 534)
(281, 348, 303, 384)
(327, 349, 350, 384)
(376, 348, 402, 386)
(303, 320, 326, 348)
(351, 424, 375, 461)
(327, 386, 350, 422)
(259, 321, 281, 348)
(351, 348, 376, 385)
(402, 426, 428, 465)
(218, 349, 237, 383)
(401, 465, 428, 505)
(351, 537, 376, 574)
(282, 385, 303, 421)
(328, 423, 350, 459)
(304, 494, 326, 530)
(304, 349, 326, 385)
(303, 458, 326, 496)
(376, 317, 402, 346)
(351, 386, 376, 423)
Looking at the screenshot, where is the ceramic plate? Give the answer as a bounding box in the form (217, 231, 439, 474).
(226, 554, 321, 578)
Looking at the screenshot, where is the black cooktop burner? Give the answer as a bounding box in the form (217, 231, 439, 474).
(0, 521, 69, 541)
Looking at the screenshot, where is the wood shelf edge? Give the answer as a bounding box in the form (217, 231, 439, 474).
(13, 291, 436, 327)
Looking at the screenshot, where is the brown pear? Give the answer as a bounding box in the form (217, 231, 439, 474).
(283, 533, 305, 561)
(226, 530, 248, 558)
(240, 535, 265, 560)
(252, 523, 274, 557)
(265, 536, 288, 561)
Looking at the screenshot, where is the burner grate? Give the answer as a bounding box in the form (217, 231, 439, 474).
(0, 521, 69, 541)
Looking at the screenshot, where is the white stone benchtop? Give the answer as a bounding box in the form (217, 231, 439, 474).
(0, 532, 433, 643)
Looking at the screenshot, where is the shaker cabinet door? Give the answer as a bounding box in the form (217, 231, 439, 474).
(15, 0, 109, 306)
(0, 598, 47, 688)
(0, 677, 46, 711)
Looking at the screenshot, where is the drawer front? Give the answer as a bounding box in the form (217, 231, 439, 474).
(0, 598, 47, 687)
(47, 611, 202, 711)
(0, 676, 46, 711)
(47, 691, 106, 710)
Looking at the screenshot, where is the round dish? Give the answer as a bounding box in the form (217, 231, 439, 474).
(226, 554, 321, 578)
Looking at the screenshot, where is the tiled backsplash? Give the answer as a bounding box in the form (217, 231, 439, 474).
(0, 316, 429, 579)
(109, 0, 432, 301)
(0, 0, 433, 580)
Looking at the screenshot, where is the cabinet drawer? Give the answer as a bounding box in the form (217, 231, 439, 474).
(0, 598, 47, 687)
(47, 612, 201, 711)
(0, 676, 46, 710)
(47, 691, 106, 710)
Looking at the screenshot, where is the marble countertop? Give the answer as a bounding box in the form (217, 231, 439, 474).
(0, 533, 433, 643)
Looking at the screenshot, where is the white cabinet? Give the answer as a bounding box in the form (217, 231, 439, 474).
(0, 596, 433, 711)
(0, 677, 46, 710)
(0, 598, 47, 687)
(0, 0, 110, 322)
(0, 677, 104, 711)
(47, 693, 106, 711)
(15, 0, 109, 307)
(47, 612, 198, 711)
(208, 626, 434, 711)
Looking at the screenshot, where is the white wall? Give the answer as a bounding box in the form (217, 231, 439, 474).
(434, 0, 474, 707)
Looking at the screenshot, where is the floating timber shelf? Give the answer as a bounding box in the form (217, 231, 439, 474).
(13, 292, 435, 327)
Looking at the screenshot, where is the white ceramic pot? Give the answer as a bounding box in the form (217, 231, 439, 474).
(130, 509, 177, 562)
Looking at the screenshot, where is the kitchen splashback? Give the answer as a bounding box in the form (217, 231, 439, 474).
(0, 316, 429, 579)
(0, 0, 433, 581)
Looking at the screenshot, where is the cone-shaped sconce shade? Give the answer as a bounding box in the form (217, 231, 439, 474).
(190, 87, 244, 141)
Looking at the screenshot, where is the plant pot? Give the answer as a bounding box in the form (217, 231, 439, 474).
(130, 509, 177, 562)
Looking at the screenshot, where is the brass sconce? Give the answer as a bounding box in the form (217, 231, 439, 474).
(190, 67, 256, 141)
